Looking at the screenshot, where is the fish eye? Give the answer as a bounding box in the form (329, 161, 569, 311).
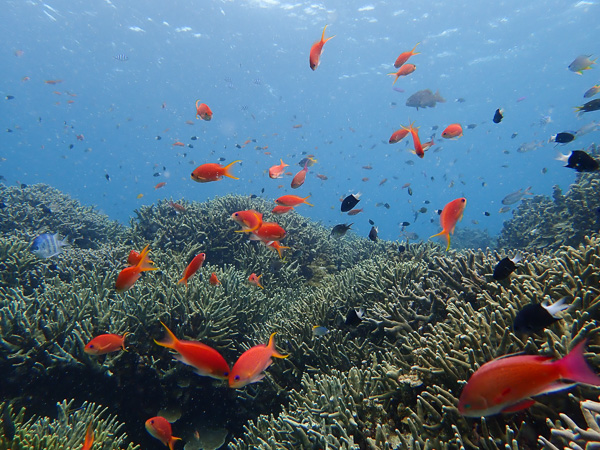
(234, 375, 240, 381)
(224, 372, 229, 377)
(89, 344, 94, 348)
(464, 403, 471, 410)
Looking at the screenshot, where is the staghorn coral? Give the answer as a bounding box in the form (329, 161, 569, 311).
(540, 395, 600, 449)
(0, 399, 139, 449)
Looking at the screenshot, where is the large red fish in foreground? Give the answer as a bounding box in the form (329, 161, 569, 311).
(229, 332, 288, 388)
(458, 340, 600, 417)
(191, 160, 240, 183)
(430, 197, 466, 251)
(309, 25, 335, 70)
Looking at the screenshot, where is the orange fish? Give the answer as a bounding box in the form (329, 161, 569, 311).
(387, 64, 416, 84)
(195, 101, 213, 121)
(229, 332, 288, 388)
(248, 273, 264, 289)
(209, 272, 220, 286)
(421, 138, 435, 152)
(81, 423, 94, 450)
(231, 210, 263, 233)
(127, 248, 154, 266)
(191, 160, 240, 183)
(172, 141, 185, 147)
(316, 174, 328, 180)
(394, 43, 420, 68)
(251, 222, 286, 242)
(402, 123, 424, 158)
(271, 205, 294, 215)
(458, 340, 600, 417)
(145, 416, 182, 450)
(85, 332, 129, 355)
(309, 25, 335, 71)
(265, 241, 290, 259)
(115, 245, 158, 292)
(442, 123, 463, 139)
(389, 128, 410, 144)
(178, 253, 206, 285)
(168, 201, 186, 212)
(347, 208, 363, 216)
(154, 321, 230, 379)
(430, 197, 467, 251)
(291, 161, 309, 189)
(275, 194, 313, 207)
(155, 182, 167, 190)
(44, 79, 63, 85)
(268, 159, 289, 179)
(292, 124, 303, 129)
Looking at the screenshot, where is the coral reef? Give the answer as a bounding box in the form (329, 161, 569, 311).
(1, 185, 599, 448)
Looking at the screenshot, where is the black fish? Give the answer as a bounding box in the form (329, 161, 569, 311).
(5, 95, 14, 100)
(368, 226, 378, 241)
(383, 203, 390, 209)
(398, 245, 406, 253)
(153, 172, 161, 177)
(331, 223, 353, 238)
(493, 108, 503, 124)
(105, 174, 110, 181)
(484, 211, 490, 216)
(155, 136, 162, 140)
(191, 136, 198, 140)
(407, 187, 413, 196)
(345, 308, 364, 327)
(400, 221, 410, 227)
(551, 132, 575, 144)
(368, 219, 375, 225)
(493, 254, 521, 280)
(467, 123, 477, 129)
(511, 132, 518, 139)
(559, 150, 599, 172)
(575, 98, 600, 114)
(513, 298, 568, 335)
(341, 193, 360, 212)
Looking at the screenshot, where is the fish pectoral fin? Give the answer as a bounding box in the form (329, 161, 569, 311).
(500, 398, 536, 414)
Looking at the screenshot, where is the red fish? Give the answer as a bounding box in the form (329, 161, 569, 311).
(402, 123, 424, 158)
(115, 245, 158, 292)
(268, 159, 289, 179)
(266, 241, 290, 259)
(44, 79, 63, 85)
(154, 182, 167, 190)
(291, 161, 309, 189)
(458, 340, 600, 417)
(195, 101, 213, 121)
(168, 201, 186, 212)
(442, 123, 463, 139)
(387, 64, 416, 84)
(155, 321, 230, 379)
(84, 332, 130, 355)
(389, 128, 410, 144)
(421, 138, 435, 152)
(172, 141, 185, 147)
(248, 273, 264, 289)
(81, 423, 94, 450)
(430, 197, 467, 251)
(231, 210, 263, 233)
(394, 43, 420, 68)
(178, 253, 206, 285)
(347, 208, 363, 216)
(191, 160, 241, 183)
(309, 25, 335, 71)
(145, 416, 182, 450)
(229, 332, 288, 388)
(209, 272, 220, 286)
(275, 195, 313, 207)
(271, 205, 294, 215)
(251, 222, 286, 242)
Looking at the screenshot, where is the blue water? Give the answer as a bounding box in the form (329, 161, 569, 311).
(2, 0, 599, 242)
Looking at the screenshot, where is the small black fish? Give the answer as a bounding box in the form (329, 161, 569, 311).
(558, 150, 599, 172)
(424, 200, 430, 204)
(493, 108, 503, 124)
(5, 95, 14, 100)
(6, 129, 12, 133)
(511, 132, 518, 139)
(493, 254, 521, 280)
(431, 125, 439, 131)
(419, 207, 427, 213)
(400, 221, 410, 227)
(20, 183, 27, 189)
(155, 136, 162, 140)
(368, 226, 378, 242)
(484, 211, 490, 216)
(407, 187, 413, 196)
(235, 144, 242, 148)
(550, 132, 575, 144)
(467, 123, 477, 129)
(383, 203, 390, 209)
(69, 144, 74, 149)
(261, 188, 265, 193)
(513, 298, 569, 335)
(249, 194, 257, 199)
(398, 245, 406, 253)
(218, 157, 226, 161)
(345, 308, 364, 327)
(105, 174, 110, 181)
(341, 193, 361, 212)
(435, 209, 442, 215)
(331, 223, 353, 238)
(153, 172, 161, 177)
(368, 219, 375, 225)
(191, 136, 198, 140)
(188, 144, 194, 148)
(456, 98, 466, 103)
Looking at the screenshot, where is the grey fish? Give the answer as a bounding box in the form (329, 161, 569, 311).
(406, 89, 446, 110)
(568, 55, 596, 74)
(30, 233, 68, 258)
(501, 187, 532, 205)
(517, 140, 544, 153)
(330, 223, 353, 238)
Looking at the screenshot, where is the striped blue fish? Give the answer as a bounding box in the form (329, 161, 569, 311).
(30, 233, 68, 258)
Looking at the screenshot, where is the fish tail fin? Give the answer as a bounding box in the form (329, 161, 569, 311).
(168, 436, 183, 450)
(558, 339, 600, 386)
(411, 42, 421, 55)
(555, 151, 570, 163)
(275, 244, 290, 259)
(121, 331, 131, 351)
(430, 230, 450, 251)
(544, 296, 570, 317)
(177, 276, 188, 285)
(303, 195, 314, 206)
(268, 332, 288, 359)
(321, 24, 335, 43)
(223, 160, 241, 180)
(138, 245, 158, 272)
(154, 321, 179, 350)
(280, 159, 289, 168)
